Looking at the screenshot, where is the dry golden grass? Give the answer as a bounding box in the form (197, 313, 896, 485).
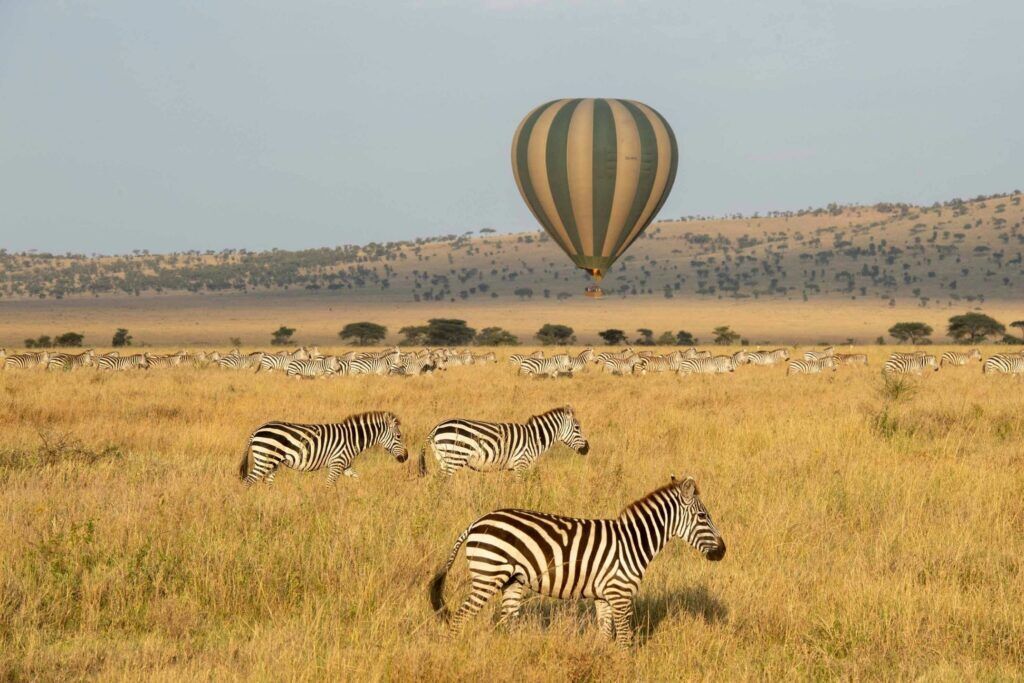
(2, 346, 1023, 680)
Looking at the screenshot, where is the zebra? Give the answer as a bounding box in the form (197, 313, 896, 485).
(472, 352, 497, 364)
(395, 355, 437, 376)
(509, 351, 544, 367)
(882, 353, 938, 375)
(97, 353, 151, 371)
(634, 351, 683, 375)
(285, 357, 338, 379)
(3, 351, 50, 369)
(256, 349, 306, 373)
(47, 349, 95, 371)
(940, 349, 982, 367)
(146, 352, 187, 369)
(677, 356, 734, 375)
(217, 352, 264, 370)
(803, 346, 835, 361)
(239, 412, 408, 486)
(598, 355, 643, 376)
(786, 357, 837, 376)
(833, 353, 868, 367)
(348, 352, 401, 376)
(428, 475, 725, 645)
(555, 349, 594, 376)
(418, 405, 589, 477)
(518, 356, 570, 378)
(731, 350, 750, 366)
(747, 348, 790, 366)
(982, 354, 1024, 376)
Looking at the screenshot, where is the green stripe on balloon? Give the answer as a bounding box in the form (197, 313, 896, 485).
(590, 98, 617, 259)
(607, 100, 659, 261)
(545, 98, 585, 256)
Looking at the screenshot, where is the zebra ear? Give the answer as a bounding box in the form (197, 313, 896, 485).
(680, 477, 697, 497)
(563, 404, 573, 415)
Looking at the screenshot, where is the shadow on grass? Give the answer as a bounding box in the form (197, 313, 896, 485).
(520, 583, 728, 643)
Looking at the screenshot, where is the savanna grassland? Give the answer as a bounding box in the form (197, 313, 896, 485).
(2, 347, 1023, 680)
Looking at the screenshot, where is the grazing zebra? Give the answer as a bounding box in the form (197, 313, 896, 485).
(803, 346, 835, 361)
(833, 353, 868, 367)
(285, 357, 338, 379)
(395, 355, 437, 376)
(882, 353, 938, 375)
(982, 354, 1024, 376)
(98, 353, 151, 371)
(239, 412, 408, 486)
(940, 349, 982, 367)
(428, 476, 725, 645)
(677, 356, 734, 375)
(418, 405, 589, 477)
(747, 348, 790, 366)
(786, 357, 837, 376)
(3, 351, 50, 369)
(47, 350, 95, 371)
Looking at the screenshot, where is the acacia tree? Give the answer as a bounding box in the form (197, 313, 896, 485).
(947, 313, 1004, 344)
(271, 326, 296, 346)
(536, 324, 575, 345)
(340, 322, 387, 346)
(676, 330, 697, 346)
(1010, 320, 1024, 341)
(598, 329, 627, 346)
(112, 328, 132, 347)
(635, 329, 655, 346)
(888, 322, 933, 345)
(712, 326, 740, 345)
(475, 327, 519, 346)
(425, 319, 476, 346)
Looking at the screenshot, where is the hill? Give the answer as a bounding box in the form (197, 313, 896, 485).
(1, 192, 1021, 345)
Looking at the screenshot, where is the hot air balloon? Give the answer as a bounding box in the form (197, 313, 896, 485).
(511, 98, 678, 297)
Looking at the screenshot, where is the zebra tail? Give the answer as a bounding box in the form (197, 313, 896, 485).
(418, 442, 428, 477)
(429, 525, 471, 620)
(238, 440, 253, 482)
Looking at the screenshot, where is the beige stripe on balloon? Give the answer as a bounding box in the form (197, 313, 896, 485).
(566, 99, 595, 255)
(526, 99, 575, 252)
(613, 101, 674, 259)
(601, 99, 641, 258)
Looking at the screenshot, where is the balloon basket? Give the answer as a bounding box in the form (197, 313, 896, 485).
(585, 285, 604, 299)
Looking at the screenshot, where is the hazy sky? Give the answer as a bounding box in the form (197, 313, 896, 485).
(1, 1, 1021, 254)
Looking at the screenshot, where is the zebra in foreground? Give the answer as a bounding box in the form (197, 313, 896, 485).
(418, 405, 589, 477)
(428, 476, 725, 645)
(98, 354, 151, 371)
(747, 348, 790, 366)
(982, 354, 1024, 376)
(882, 353, 938, 375)
(47, 350, 95, 371)
(239, 412, 408, 486)
(3, 351, 50, 369)
(786, 357, 837, 376)
(940, 349, 982, 367)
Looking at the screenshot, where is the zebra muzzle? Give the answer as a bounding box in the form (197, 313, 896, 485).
(577, 442, 590, 456)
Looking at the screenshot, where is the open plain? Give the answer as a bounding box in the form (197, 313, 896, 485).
(2, 346, 1022, 680)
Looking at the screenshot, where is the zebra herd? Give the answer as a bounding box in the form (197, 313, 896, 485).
(235, 405, 723, 645)
(0, 346, 496, 378)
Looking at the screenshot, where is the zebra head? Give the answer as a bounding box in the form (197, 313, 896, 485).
(671, 476, 726, 561)
(379, 413, 408, 462)
(925, 355, 939, 372)
(555, 405, 589, 455)
(969, 349, 982, 361)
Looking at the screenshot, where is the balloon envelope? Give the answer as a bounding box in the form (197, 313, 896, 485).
(511, 98, 678, 282)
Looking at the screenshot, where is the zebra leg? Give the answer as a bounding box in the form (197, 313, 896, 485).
(264, 468, 277, 486)
(448, 574, 507, 636)
(609, 596, 635, 647)
(326, 463, 344, 486)
(595, 599, 614, 640)
(497, 580, 525, 626)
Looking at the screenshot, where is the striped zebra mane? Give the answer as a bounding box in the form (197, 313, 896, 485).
(617, 477, 697, 519)
(530, 405, 573, 422)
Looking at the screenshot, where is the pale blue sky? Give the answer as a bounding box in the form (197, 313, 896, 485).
(1, 0, 1021, 254)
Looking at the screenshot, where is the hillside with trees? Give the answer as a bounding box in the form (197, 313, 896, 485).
(2, 192, 1022, 312)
